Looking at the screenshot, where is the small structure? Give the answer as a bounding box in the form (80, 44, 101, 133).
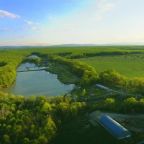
(96, 84, 112, 92)
(98, 114, 131, 140)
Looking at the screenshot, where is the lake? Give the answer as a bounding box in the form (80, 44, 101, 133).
(5, 62, 74, 96)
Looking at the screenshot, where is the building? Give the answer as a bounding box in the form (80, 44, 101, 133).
(98, 114, 131, 140)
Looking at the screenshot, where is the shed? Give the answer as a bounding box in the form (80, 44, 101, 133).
(98, 114, 131, 140)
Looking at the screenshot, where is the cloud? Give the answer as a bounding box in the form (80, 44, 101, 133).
(0, 10, 20, 19)
(95, 0, 115, 21)
(24, 20, 40, 31)
(0, 9, 39, 31)
(37, 0, 117, 44)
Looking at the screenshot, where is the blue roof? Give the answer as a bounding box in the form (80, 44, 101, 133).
(99, 115, 131, 140)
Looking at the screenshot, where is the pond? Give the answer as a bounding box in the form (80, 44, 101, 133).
(6, 62, 74, 96)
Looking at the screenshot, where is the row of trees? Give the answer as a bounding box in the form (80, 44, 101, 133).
(99, 70, 144, 95)
(48, 55, 98, 86)
(69, 51, 142, 59)
(0, 50, 31, 88)
(93, 97, 144, 113)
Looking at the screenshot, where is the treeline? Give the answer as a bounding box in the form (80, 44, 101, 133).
(69, 51, 142, 59)
(0, 92, 86, 144)
(98, 70, 144, 95)
(48, 55, 98, 86)
(93, 97, 144, 113)
(0, 65, 16, 88)
(0, 50, 30, 88)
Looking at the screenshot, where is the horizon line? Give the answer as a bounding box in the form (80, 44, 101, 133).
(1, 42, 144, 47)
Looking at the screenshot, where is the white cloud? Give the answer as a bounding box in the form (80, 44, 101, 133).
(36, 0, 117, 44)
(24, 20, 40, 31)
(0, 9, 39, 31)
(95, 0, 115, 21)
(0, 10, 20, 19)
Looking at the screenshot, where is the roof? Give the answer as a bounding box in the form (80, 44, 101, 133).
(98, 114, 131, 140)
(96, 84, 112, 91)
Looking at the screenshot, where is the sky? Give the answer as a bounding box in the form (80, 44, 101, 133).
(0, 0, 144, 46)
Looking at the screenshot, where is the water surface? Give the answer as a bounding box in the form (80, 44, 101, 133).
(6, 63, 74, 96)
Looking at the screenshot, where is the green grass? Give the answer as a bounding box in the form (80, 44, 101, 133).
(27, 46, 144, 78)
(76, 54, 144, 78)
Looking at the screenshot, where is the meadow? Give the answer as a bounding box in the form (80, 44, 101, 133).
(38, 45, 144, 78)
(30, 46, 144, 78)
(76, 54, 144, 77)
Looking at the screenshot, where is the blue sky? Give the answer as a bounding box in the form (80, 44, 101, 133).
(0, 0, 144, 46)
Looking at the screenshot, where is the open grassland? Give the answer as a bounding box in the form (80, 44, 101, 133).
(76, 54, 144, 78)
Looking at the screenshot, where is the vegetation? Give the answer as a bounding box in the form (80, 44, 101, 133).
(1, 46, 144, 143)
(47, 55, 98, 86)
(76, 53, 144, 77)
(90, 96, 144, 113)
(0, 50, 28, 88)
(0, 92, 144, 144)
(0, 92, 86, 144)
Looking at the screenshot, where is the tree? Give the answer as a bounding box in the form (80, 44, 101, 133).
(23, 138, 30, 144)
(104, 98, 116, 110)
(38, 135, 48, 144)
(3, 134, 10, 144)
(104, 98, 115, 104)
(41, 102, 52, 113)
(99, 70, 126, 87)
(124, 97, 137, 112)
(44, 116, 57, 139)
(124, 97, 137, 104)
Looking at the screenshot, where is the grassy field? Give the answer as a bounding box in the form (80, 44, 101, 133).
(76, 53, 144, 78)
(33, 46, 144, 78)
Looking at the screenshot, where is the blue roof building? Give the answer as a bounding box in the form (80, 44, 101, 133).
(98, 114, 131, 140)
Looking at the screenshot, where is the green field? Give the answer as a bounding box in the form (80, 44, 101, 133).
(31, 46, 144, 78)
(76, 54, 144, 77)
